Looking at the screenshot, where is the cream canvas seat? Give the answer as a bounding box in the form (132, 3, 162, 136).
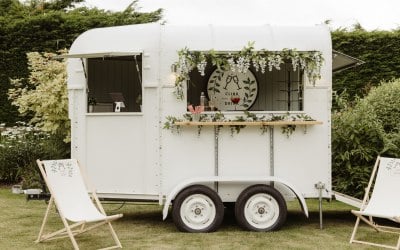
(350, 156, 400, 249)
(36, 159, 123, 250)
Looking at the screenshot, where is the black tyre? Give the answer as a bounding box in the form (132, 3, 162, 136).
(172, 185, 224, 233)
(235, 184, 287, 232)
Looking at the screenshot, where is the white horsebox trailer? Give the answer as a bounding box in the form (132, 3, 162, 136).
(64, 23, 335, 232)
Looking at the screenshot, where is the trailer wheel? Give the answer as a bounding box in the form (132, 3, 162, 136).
(235, 185, 287, 232)
(172, 185, 224, 233)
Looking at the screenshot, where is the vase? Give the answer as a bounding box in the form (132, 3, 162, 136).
(192, 113, 200, 121)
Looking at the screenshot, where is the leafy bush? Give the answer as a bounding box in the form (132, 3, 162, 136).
(332, 103, 385, 198)
(0, 123, 69, 187)
(362, 79, 400, 133)
(8, 51, 70, 142)
(332, 79, 400, 198)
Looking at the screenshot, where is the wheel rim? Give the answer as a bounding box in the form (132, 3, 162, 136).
(244, 193, 280, 229)
(180, 194, 216, 230)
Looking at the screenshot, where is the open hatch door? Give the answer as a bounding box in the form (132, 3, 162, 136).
(333, 50, 364, 73)
(54, 51, 141, 59)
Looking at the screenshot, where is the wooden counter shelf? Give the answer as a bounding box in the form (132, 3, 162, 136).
(174, 120, 323, 126)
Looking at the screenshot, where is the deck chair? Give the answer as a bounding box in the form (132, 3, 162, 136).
(36, 159, 123, 250)
(350, 156, 400, 249)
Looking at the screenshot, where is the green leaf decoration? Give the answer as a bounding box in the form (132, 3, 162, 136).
(172, 43, 324, 99)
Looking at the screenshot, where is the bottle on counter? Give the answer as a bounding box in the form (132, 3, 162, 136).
(200, 92, 207, 107)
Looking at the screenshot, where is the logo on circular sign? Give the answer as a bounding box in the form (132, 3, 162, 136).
(207, 69, 258, 111)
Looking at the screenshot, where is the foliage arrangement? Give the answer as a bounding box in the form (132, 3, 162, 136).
(241, 77, 257, 109)
(163, 111, 316, 137)
(0, 122, 70, 187)
(8, 51, 70, 142)
(332, 78, 400, 198)
(173, 42, 324, 99)
(0, 0, 162, 125)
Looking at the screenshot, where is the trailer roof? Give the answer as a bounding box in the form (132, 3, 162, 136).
(69, 23, 332, 56)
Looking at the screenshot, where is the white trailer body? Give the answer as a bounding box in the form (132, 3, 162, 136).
(66, 23, 332, 232)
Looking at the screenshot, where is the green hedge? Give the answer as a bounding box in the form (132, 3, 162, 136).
(332, 29, 400, 98)
(0, 51, 25, 124)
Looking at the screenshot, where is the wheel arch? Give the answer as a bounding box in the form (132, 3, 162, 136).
(162, 176, 308, 220)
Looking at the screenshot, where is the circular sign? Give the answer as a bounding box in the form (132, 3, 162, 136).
(207, 69, 258, 111)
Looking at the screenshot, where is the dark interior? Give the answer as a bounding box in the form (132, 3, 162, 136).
(87, 56, 142, 112)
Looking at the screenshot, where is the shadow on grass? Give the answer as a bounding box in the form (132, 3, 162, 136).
(115, 200, 358, 233)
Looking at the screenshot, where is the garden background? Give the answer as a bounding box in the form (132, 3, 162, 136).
(1, 0, 400, 199)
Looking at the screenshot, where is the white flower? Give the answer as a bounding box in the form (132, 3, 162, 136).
(272, 55, 282, 70)
(267, 59, 274, 71)
(227, 56, 236, 72)
(177, 54, 193, 76)
(259, 58, 267, 73)
(313, 52, 323, 70)
(252, 59, 260, 72)
(299, 57, 306, 70)
(236, 56, 250, 73)
(291, 55, 299, 71)
(197, 58, 207, 76)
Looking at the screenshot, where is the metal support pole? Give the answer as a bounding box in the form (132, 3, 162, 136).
(214, 126, 219, 192)
(287, 71, 291, 111)
(269, 127, 274, 177)
(315, 181, 326, 229)
(269, 127, 274, 187)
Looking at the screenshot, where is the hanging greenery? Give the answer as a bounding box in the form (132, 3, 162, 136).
(173, 42, 324, 100)
(163, 111, 316, 137)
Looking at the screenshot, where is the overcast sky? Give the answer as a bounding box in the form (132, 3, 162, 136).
(83, 0, 400, 31)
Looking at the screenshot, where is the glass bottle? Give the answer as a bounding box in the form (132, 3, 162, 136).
(200, 92, 207, 107)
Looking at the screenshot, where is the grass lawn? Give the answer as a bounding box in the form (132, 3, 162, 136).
(0, 187, 397, 249)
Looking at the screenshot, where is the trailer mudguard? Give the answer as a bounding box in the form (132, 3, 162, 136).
(162, 176, 308, 220)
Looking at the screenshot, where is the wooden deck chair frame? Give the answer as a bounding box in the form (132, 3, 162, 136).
(36, 159, 123, 250)
(350, 156, 400, 249)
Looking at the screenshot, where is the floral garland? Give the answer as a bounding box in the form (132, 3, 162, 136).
(163, 111, 316, 137)
(173, 42, 324, 100)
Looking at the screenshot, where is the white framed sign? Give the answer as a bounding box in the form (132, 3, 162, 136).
(207, 69, 258, 111)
